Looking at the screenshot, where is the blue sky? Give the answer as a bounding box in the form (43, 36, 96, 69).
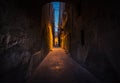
(51, 2, 60, 32)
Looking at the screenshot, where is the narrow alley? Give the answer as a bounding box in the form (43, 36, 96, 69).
(26, 48, 99, 83)
(0, 0, 120, 83)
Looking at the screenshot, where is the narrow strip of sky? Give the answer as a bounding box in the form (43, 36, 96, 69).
(51, 2, 60, 32)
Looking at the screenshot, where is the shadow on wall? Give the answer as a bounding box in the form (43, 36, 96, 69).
(66, 0, 120, 83)
(84, 46, 119, 83)
(0, 0, 49, 83)
(0, 44, 31, 83)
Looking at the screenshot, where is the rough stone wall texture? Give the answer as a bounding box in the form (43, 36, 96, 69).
(0, 1, 49, 83)
(68, 0, 120, 83)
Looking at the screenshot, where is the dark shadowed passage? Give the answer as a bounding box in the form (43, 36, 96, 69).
(0, 0, 120, 83)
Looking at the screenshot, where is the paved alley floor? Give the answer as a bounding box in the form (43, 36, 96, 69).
(26, 48, 100, 83)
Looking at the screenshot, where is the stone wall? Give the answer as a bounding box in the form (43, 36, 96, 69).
(69, 0, 120, 83)
(0, 1, 49, 83)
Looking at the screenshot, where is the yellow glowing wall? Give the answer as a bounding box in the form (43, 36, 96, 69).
(61, 33, 68, 50)
(48, 24, 53, 50)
